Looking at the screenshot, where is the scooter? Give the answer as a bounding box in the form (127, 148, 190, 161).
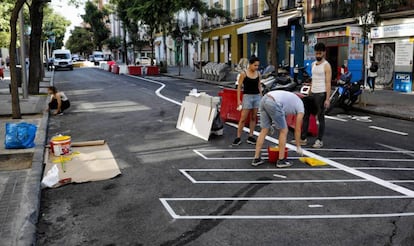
(261, 65, 297, 94)
(326, 71, 363, 114)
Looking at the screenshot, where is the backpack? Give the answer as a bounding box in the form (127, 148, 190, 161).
(370, 63, 378, 72)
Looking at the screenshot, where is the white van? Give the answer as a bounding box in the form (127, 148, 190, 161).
(52, 49, 73, 70)
(92, 51, 104, 65)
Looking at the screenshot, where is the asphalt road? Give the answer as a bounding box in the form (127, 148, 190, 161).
(37, 67, 414, 246)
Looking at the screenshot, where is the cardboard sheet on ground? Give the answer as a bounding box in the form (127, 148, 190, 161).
(42, 143, 121, 188)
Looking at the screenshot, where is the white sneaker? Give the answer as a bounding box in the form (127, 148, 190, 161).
(312, 139, 323, 148)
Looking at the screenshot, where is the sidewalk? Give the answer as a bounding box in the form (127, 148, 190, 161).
(163, 66, 414, 121)
(0, 68, 51, 245)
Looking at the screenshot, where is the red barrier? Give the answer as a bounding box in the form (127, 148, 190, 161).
(286, 93, 318, 136)
(218, 88, 318, 136)
(0, 67, 4, 79)
(146, 66, 159, 75)
(218, 88, 253, 126)
(128, 66, 142, 75)
(107, 61, 115, 72)
(111, 64, 119, 74)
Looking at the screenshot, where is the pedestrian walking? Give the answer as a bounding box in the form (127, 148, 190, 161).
(47, 86, 70, 115)
(252, 90, 304, 167)
(294, 42, 331, 148)
(232, 56, 262, 146)
(367, 56, 378, 92)
(5, 56, 10, 70)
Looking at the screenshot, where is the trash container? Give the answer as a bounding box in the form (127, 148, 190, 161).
(8, 66, 22, 93)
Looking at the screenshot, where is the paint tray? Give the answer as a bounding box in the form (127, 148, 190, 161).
(299, 157, 327, 166)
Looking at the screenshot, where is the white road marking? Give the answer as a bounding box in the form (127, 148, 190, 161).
(133, 75, 414, 217)
(325, 115, 348, 122)
(377, 143, 414, 158)
(308, 204, 324, 208)
(273, 174, 287, 179)
(159, 196, 414, 219)
(225, 122, 414, 196)
(369, 126, 408, 136)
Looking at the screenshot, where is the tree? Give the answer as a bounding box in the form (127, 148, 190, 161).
(104, 36, 122, 60)
(9, 0, 27, 119)
(266, 0, 281, 68)
(127, 0, 230, 71)
(42, 7, 70, 51)
(0, 1, 14, 48)
(28, 0, 47, 94)
(82, 1, 110, 50)
(110, 0, 132, 64)
(65, 27, 94, 56)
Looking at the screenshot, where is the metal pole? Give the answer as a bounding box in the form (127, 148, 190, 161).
(19, 8, 28, 99)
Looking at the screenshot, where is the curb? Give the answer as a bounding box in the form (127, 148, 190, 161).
(17, 71, 53, 245)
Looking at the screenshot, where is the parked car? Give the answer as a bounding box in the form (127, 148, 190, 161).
(92, 51, 105, 65)
(52, 49, 73, 70)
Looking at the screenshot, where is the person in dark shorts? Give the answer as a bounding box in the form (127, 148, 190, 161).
(47, 86, 70, 115)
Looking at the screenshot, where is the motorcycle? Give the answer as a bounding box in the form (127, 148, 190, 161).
(326, 71, 363, 114)
(261, 65, 297, 94)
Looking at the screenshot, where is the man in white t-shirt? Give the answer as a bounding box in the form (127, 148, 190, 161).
(299, 42, 331, 148)
(252, 90, 304, 167)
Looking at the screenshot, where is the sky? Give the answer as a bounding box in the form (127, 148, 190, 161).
(51, 0, 85, 44)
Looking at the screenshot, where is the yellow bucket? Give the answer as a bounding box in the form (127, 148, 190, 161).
(50, 135, 72, 157)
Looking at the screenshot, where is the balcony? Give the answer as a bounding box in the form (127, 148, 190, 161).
(232, 7, 244, 23)
(280, 0, 297, 11)
(378, 0, 414, 14)
(246, 2, 259, 20)
(311, 1, 354, 23)
(202, 19, 210, 29)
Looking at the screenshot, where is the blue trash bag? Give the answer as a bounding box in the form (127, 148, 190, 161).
(4, 122, 37, 149)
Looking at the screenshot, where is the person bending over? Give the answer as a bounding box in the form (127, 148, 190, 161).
(47, 86, 70, 115)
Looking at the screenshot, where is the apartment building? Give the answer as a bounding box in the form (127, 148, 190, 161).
(305, 0, 414, 91)
(201, 0, 305, 72)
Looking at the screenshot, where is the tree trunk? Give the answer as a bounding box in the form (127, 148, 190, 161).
(162, 26, 168, 73)
(29, 0, 45, 94)
(123, 28, 128, 64)
(266, 0, 280, 67)
(10, 0, 27, 119)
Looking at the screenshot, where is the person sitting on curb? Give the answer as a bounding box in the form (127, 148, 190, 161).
(252, 90, 304, 167)
(47, 86, 70, 115)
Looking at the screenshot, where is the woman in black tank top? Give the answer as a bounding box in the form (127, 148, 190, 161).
(232, 56, 262, 146)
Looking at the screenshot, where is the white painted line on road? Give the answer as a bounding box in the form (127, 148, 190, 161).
(325, 115, 348, 122)
(308, 204, 324, 208)
(180, 168, 414, 172)
(126, 75, 182, 106)
(307, 148, 414, 153)
(369, 126, 408, 136)
(193, 149, 208, 160)
(135, 76, 414, 197)
(159, 199, 179, 219)
(273, 174, 287, 179)
(159, 196, 414, 219)
(225, 122, 414, 196)
(179, 169, 197, 183)
(378, 143, 414, 158)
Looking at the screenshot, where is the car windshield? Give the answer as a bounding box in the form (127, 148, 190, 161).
(55, 54, 70, 59)
(94, 54, 104, 58)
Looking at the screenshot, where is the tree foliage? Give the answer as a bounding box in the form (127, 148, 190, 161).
(43, 6, 70, 50)
(82, 1, 110, 50)
(0, 1, 14, 48)
(65, 26, 94, 55)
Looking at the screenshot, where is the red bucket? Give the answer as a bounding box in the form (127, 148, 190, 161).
(267, 146, 288, 163)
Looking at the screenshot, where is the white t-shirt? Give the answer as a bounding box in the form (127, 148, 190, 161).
(311, 60, 329, 93)
(267, 90, 304, 115)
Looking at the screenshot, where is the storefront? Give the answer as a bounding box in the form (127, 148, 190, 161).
(304, 25, 364, 82)
(370, 20, 414, 92)
(236, 11, 304, 73)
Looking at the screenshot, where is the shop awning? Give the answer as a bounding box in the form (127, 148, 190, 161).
(237, 12, 301, 34)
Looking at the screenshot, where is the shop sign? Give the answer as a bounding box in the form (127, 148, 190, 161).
(346, 26, 362, 38)
(395, 41, 413, 66)
(371, 23, 414, 39)
(394, 72, 412, 92)
(315, 30, 346, 38)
